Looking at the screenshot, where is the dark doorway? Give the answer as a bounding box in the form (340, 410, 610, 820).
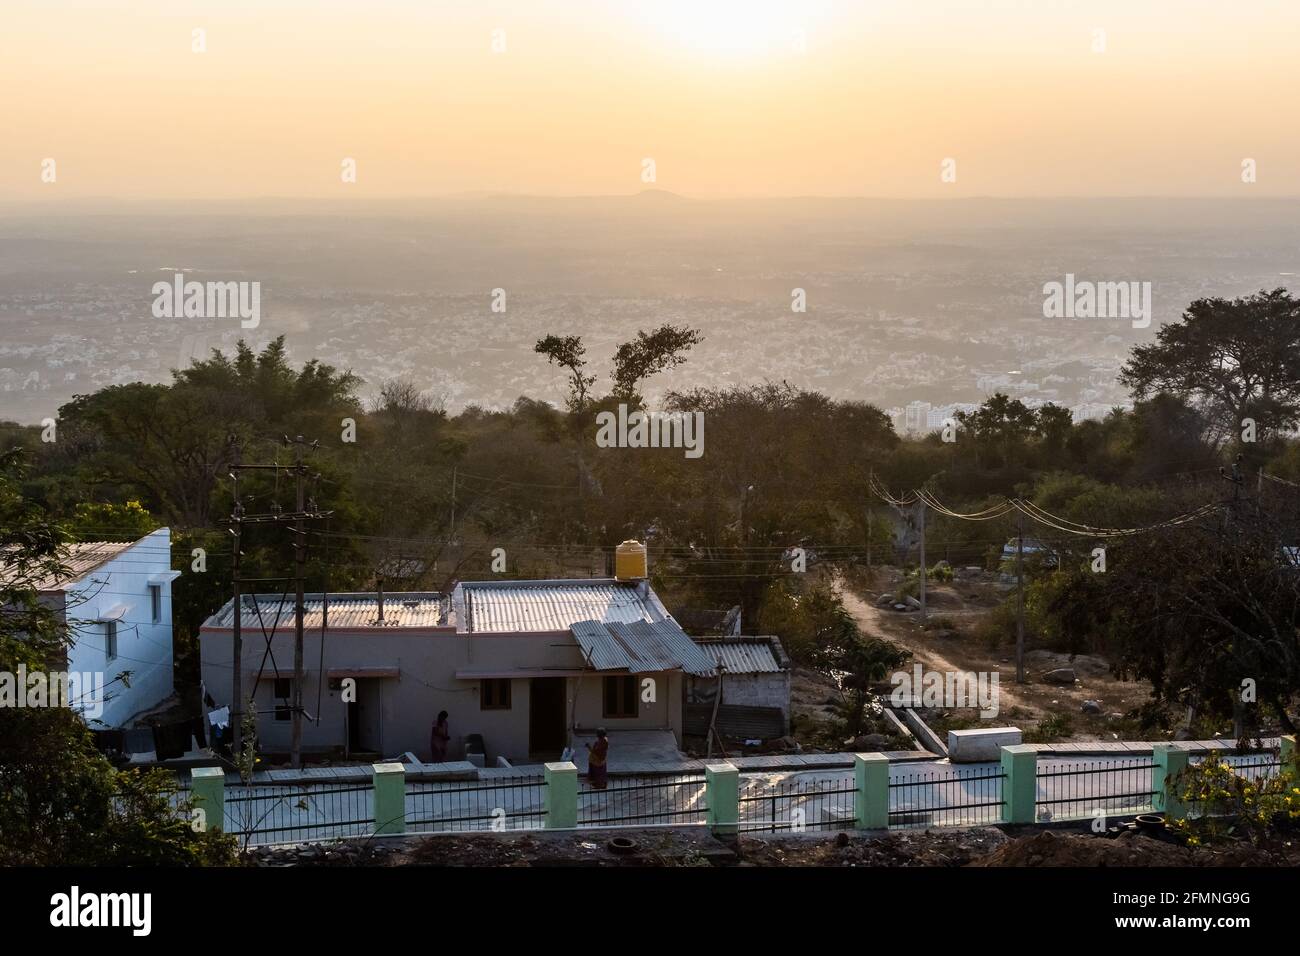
(347, 678, 383, 755)
(529, 677, 566, 757)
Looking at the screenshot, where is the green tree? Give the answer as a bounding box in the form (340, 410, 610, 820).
(0, 450, 235, 865)
(1120, 288, 1300, 446)
(533, 335, 596, 412)
(611, 324, 704, 404)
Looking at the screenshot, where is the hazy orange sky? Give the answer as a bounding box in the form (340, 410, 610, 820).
(5, 0, 1299, 200)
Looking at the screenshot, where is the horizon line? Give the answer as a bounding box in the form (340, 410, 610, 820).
(4, 192, 1300, 206)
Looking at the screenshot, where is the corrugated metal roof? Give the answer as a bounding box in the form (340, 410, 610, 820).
(203, 592, 447, 630)
(10, 541, 136, 591)
(571, 619, 638, 671)
(698, 639, 783, 675)
(571, 619, 716, 677)
(462, 580, 669, 633)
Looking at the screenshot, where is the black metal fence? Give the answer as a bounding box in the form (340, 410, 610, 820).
(225, 783, 374, 844)
(1035, 757, 1156, 821)
(407, 774, 547, 833)
(888, 767, 1004, 829)
(577, 774, 708, 827)
(739, 775, 857, 832)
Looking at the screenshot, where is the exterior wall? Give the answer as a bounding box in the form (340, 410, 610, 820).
(199, 624, 687, 764)
(570, 671, 682, 736)
(63, 529, 176, 727)
(688, 672, 792, 721)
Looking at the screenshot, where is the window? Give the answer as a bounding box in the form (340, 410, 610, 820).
(603, 675, 638, 719)
(149, 584, 162, 623)
(274, 677, 294, 722)
(480, 678, 511, 710)
(105, 622, 117, 662)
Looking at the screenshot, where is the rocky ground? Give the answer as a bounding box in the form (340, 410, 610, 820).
(241, 824, 1300, 867)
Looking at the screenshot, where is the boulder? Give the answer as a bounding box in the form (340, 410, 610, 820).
(1042, 668, 1077, 685)
(845, 733, 891, 752)
(1080, 699, 1103, 715)
(876, 593, 895, 606)
(904, 595, 923, 610)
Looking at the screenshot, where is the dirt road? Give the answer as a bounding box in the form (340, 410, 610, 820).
(836, 581, 1034, 716)
(833, 573, 1155, 739)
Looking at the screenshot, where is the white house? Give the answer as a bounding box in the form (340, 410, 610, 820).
(34, 531, 180, 727)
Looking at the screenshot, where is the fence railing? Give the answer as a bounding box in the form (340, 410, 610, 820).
(739, 775, 857, 832)
(407, 775, 547, 833)
(224, 782, 375, 843)
(184, 737, 1298, 845)
(889, 767, 1005, 829)
(577, 774, 708, 827)
(1035, 757, 1157, 822)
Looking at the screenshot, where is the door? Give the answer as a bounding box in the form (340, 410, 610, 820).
(347, 678, 383, 754)
(529, 677, 566, 757)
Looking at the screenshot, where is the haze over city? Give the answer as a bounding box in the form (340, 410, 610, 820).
(6, 1, 1299, 427)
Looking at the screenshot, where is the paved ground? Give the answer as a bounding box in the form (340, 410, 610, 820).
(567, 729, 683, 772)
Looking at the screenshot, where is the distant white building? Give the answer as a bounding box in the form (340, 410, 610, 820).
(32, 531, 180, 727)
(903, 401, 932, 435)
(1071, 402, 1117, 423)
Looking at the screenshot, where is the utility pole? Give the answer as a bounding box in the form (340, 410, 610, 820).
(917, 500, 927, 622)
(1015, 510, 1026, 684)
(866, 503, 872, 572)
(291, 436, 307, 769)
(449, 466, 457, 543)
(229, 440, 243, 751)
(226, 437, 330, 769)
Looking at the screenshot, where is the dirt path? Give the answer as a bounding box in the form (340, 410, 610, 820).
(835, 580, 1035, 717)
(833, 573, 1158, 740)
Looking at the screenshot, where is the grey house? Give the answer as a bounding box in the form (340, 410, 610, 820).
(198, 575, 717, 764)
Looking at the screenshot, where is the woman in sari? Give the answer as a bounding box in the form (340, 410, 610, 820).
(430, 710, 450, 762)
(585, 728, 609, 790)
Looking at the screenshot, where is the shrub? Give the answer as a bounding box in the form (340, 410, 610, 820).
(1171, 752, 1300, 848)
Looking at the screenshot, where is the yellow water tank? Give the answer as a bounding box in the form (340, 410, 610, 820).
(614, 540, 648, 581)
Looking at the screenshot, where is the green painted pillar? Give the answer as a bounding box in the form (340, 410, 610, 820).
(190, 766, 225, 833)
(854, 753, 890, 830)
(1282, 735, 1298, 780)
(372, 762, 406, 835)
(544, 761, 578, 829)
(1152, 744, 1190, 820)
(706, 762, 739, 836)
(1000, 744, 1037, 824)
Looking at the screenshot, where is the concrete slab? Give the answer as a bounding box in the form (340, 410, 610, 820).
(948, 728, 1022, 763)
(569, 729, 684, 774)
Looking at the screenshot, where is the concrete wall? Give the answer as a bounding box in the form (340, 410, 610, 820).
(571, 671, 683, 737)
(688, 672, 791, 721)
(199, 625, 685, 764)
(63, 529, 175, 727)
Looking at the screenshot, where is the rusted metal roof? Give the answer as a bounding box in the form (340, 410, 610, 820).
(203, 592, 448, 630)
(459, 580, 670, 633)
(571, 619, 716, 677)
